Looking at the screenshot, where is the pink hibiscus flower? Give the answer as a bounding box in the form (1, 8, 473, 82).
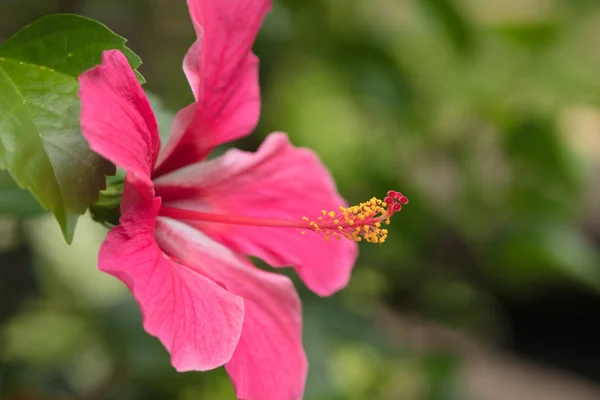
(78, 0, 407, 399)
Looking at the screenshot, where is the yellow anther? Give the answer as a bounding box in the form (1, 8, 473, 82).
(301, 192, 404, 245)
(301, 231, 306, 235)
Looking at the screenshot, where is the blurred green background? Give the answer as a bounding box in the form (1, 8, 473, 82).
(3, 0, 600, 399)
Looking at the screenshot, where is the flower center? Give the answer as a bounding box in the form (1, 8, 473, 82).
(159, 190, 408, 245)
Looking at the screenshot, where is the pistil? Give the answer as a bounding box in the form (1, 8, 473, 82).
(159, 190, 408, 244)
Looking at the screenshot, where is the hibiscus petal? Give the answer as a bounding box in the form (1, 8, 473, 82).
(156, 218, 307, 400)
(79, 50, 160, 193)
(100, 195, 244, 371)
(153, 0, 271, 176)
(154, 132, 359, 296)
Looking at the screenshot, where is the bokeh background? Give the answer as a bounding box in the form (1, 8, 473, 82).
(3, 0, 600, 399)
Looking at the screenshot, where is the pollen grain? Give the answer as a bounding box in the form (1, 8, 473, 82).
(301, 190, 408, 244)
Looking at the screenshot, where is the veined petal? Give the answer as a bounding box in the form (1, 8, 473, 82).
(154, 133, 359, 297)
(153, 0, 271, 176)
(156, 218, 307, 400)
(79, 50, 160, 194)
(99, 195, 244, 371)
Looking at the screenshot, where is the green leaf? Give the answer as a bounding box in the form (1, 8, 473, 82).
(0, 170, 45, 217)
(0, 58, 112, 240)
(0, 14, 144, 83)
(0, 14, 144, 242)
